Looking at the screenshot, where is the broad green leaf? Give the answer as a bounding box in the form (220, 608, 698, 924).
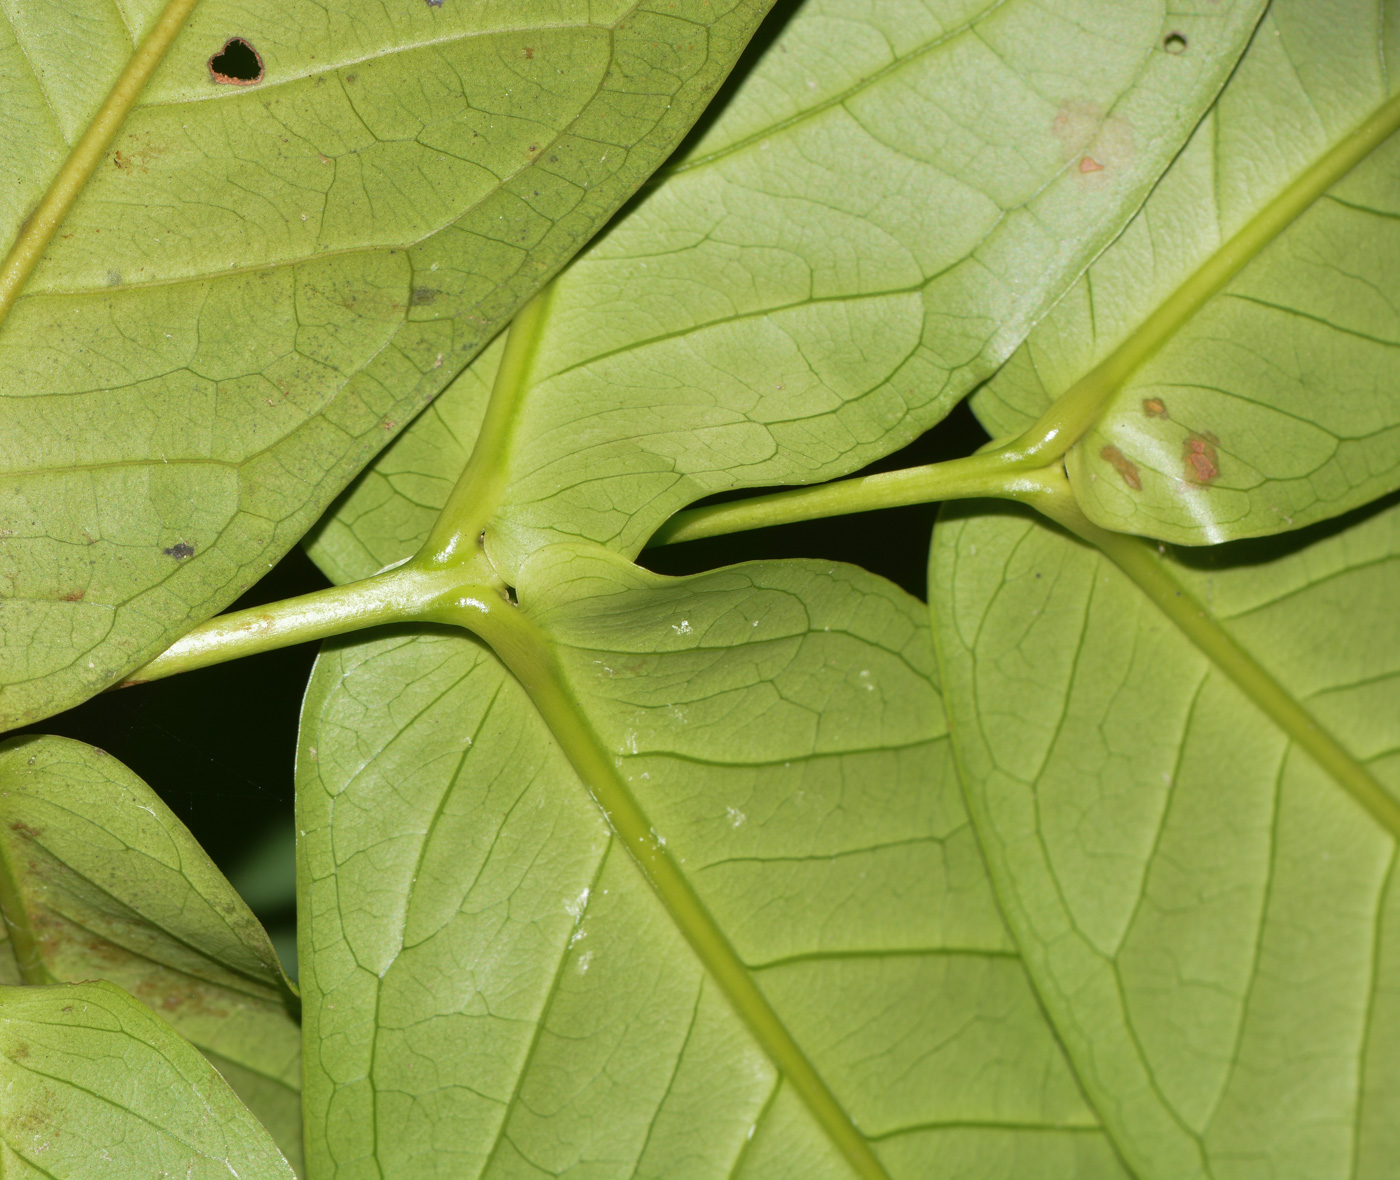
(306, 0, 1267, 585)
(0, 734, 303, 1173)
(298, 549, 1127, 1178)
(0, 978, 294, 1177)
(975, 0, 1400, 543)
(0, 0, 773, 729)
(928, 496, 1400, 1178)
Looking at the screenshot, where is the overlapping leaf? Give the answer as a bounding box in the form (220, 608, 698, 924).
(0, 978, 294, 1177)
(0, 0, 772, 728)
(976, 0, 1400, 543)
(298, 549, 1128, 1178)
(0, 734, 303, 1171)
(306, 0, 1267, 584)
(929, 495, 1400, 1178)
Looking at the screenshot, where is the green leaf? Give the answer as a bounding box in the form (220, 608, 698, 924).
(0, 734, 303, 1173)
(306, 0, 1267, 586)
(928, 495, 1400, 1178)
(298, 550, 1128, 1178)
(0, 978, 294, 1177)
(975, 0, 1400, 543)
(0, 0, 773, 729)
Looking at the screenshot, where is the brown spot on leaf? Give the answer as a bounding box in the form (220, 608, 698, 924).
(1079, 156, 1103, 173)
(1142, 397, 1169, 419)
(1184, 433, 1220, 484)
(9, 821, 40, 839)
(163, 542, 195, 560)
(59, 589, 85, 602)
(523, 46, 535, 59)
(208, 37, 264, 86)
(1101, 445, 1142, 490)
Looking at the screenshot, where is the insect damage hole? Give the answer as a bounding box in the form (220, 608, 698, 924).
(209, 37, 264, 85)
(1163, 32, 1188, 55)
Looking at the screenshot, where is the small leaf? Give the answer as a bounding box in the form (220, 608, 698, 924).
(298, 551, 1126, 1177)
(929, 496, 1400, 1178)
(0, 0, 775, 728)
(305, 0, 1268, 585)
(0, 979, 295, 1177)
(976, 0, 1400, 543)
(0, 734, 303, 1173)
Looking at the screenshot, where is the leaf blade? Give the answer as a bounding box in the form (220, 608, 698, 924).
(304, 0, 1268, 586)
(0, 978, 295, 1178)
(297, 552, 1123, 1177)
(0, 734, 303, 1173)
(0, 0, 774, 727)
(928, 496, 1400, 1178)
(976, 0, 1400, 543)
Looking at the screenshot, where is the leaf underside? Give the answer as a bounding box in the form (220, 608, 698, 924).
(0, 734, 304, 1172)
(299, 551, 1132, 1178)
(0, 0, 773, 728)
(0, 979, 294, 1178)
(930, 494, 1400, 1179)
(977, 0, 1400, 544)
(306, 0, 1268, 585)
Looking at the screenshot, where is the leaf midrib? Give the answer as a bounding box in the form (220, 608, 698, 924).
(469, 599, 894, 1180)
(1014, 85, 1400, 465)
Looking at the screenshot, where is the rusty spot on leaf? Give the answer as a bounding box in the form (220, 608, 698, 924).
(9, 821, 41, 839)
(59, 589, 85, 602)
(1101, 445, 1142, 490)
(1079, 156, 1103, 173)
(1142, 397, 1169, 419)
(1184, 432, 1220, 484)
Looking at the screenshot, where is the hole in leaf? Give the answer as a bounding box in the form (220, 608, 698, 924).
(209, 37, 264, 85)
(1163, 32, 1188, 54)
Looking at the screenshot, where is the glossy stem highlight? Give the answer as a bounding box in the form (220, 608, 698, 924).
(120, 564, 465, 685)
(650, 449, 1044, 546)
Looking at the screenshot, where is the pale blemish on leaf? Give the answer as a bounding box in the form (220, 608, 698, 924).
(1183, 431, 1220, 484)
(1100, 445, 1142, 490)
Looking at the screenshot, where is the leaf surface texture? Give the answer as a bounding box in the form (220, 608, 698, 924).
(0, 0, 772, 727)
(0, 979, 294, 1177)
(0, 734, 303, 1172)
(976, 0, 1400, 542)
(306, 0, 1267, 584)
(929, 496, 1400, 1178)
(297, 550, 1129, 1178)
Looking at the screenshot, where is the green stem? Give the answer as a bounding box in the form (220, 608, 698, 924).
(120, 563, 472, 686)
(994, 87, 1400, 468)
(420, 286, 554, 568)
(0, 0, 202, 331)
(439, 592, 892, 1180)
(1028, 471, 1400, 840)
(650, 448, 1044, 546)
